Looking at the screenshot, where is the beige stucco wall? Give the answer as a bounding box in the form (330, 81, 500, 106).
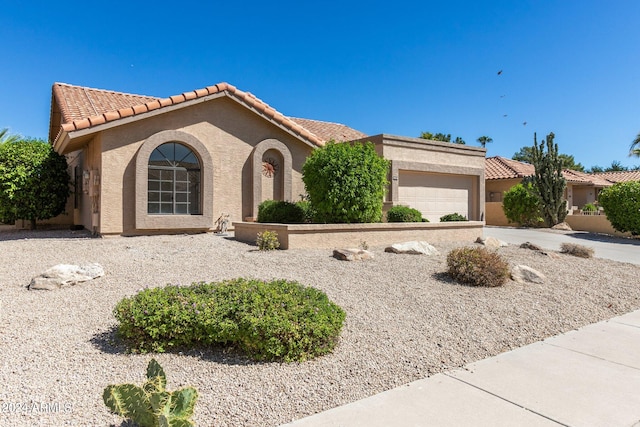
(85, 97, 312, 235)
(565, 214, 631, 237)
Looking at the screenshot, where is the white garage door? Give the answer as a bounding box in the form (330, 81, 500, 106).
(398, 171, 473, 222)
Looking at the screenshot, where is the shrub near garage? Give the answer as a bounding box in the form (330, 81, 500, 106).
(113, 278, 346, 362)
(386, 205, 426, 222)
(440, 213, 467, 222)
(446, 247, 510, 287)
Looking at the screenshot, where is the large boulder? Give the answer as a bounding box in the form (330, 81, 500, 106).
(333, 249, 374, 261)
(552, 222, 572, 231)
(28, 263, 105, 290)
(384, 241, 440, 255)
(511, 265, 546, 284)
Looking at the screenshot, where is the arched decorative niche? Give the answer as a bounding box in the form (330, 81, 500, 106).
(135, 130, 213, 230)
(251, 139, 292, 219)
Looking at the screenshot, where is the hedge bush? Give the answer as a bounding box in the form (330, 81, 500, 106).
(113, 278, 346, 362)
(502, 183, 543, 226)
(446, 247, 510, 287)
(440, 213, 467, 222)
(598, 181, 640, 235)
(257, 200, 306, 224)
(386, 205, 426, 222)
(302, 141, 389, 223)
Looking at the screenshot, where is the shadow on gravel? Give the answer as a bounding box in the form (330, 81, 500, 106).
(566, 231, 640, 247)
(0, 228, 94, 242)
(90, 327, 264, 366)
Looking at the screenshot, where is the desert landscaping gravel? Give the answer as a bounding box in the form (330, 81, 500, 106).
(0, 229, 639, 426)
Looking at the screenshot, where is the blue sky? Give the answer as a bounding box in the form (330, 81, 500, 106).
(2, 0, 639, 170)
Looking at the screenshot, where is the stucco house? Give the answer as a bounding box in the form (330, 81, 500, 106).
(484, 156, 613, 225)
(49, 82, 485, 235)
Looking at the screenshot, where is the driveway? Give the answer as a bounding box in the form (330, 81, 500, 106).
(485, 226, 640, 265)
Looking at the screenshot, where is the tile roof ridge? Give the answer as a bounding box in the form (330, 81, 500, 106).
(53, 82, 159, 99)
(289, 116, 350, 127)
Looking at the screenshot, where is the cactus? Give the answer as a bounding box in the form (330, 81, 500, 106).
(526, 132, 567, 227)
(104, 359, 198, 427)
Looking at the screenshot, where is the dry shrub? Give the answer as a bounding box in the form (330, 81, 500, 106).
(446, 246, 510, 287)
(560, 243, 594, 258)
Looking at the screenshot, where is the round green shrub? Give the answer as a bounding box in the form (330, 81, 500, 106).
(502, 183, 543, 226)
(386, 205, 425, 222)
(302, 141, 389, 223)
(598, 181, 640, 235)
(446, 247, 510, 287)
(439, 213, 467, 222)
(257, 200, 305, 223)
(113, 278, 346, 362)
(581, 203, 597, 212)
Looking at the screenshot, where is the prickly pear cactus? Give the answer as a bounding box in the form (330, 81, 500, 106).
(103, 358, 198, 427)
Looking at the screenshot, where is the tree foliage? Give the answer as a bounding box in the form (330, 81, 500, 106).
(631, 131, 640, 157)
(302, 141, 389, 223)
(598, 181, 640, 235)
(0, 138, 70, 228)
(502, 183, 543, 226)
(0, 128, 20, 145)
(476, 135, 493, 148)
(512, 146, 585, 171)
(526, 132, 567, 227)
(419, 132, 466, 144)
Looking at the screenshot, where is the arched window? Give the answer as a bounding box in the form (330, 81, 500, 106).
(148, 142, 201, 214)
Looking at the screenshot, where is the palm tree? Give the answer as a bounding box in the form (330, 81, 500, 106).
(631, 131, 640, 157)
(0, 128, 20, 144)
(477, 135, 493, 148)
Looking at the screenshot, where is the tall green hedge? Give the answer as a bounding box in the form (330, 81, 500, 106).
(598, 181, 640, 235)
(0, 138, 70, 228)
(302, 141, 389, 223)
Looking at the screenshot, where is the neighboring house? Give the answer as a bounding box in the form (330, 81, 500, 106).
(485, 156, 612, 225)
(49, 82, 485, 235)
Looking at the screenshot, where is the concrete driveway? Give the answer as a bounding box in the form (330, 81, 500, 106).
(485, 226, 640, 265)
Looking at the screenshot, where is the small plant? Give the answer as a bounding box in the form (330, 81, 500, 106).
(446, 246, 510, 287)
(256, 230, 280, 250)
(103, 358, 198, 427)
(359, 240, 369, 250)
(113, 278, 346, 362)
(386, 205, 425, 222)
(257, 199, 306, 223)
(440, 213, 467, 222)
(560, 243, 594, 258)
(582, 203, 597, 212)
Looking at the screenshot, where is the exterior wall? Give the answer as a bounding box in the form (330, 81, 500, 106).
(565, 214, 631, 237)
(92, 97, 312, 235)
(485, 178, 521, 203)
(485, 201, 511, 226)
(233, 221, 485, 249)
(354, 135, 486, 222)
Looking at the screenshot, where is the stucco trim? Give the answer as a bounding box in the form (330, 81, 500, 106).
(251, 139, 293, 219)
(135, 130, 214, 230)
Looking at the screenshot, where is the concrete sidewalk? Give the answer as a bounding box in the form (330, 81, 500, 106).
(282, 310, 640, 427)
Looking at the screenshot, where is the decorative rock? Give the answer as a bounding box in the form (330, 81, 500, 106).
(520, 241, 542, 251)
(475, 236, 509, 248)
(511, 265, 546, 284)
(384, 241, 440, 255)
(332, 249, 374, 261)
(552, 222, 572, 231)
(28, 263, 105, 290)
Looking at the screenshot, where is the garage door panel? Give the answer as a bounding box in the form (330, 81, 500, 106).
(398, 172, 472, 222)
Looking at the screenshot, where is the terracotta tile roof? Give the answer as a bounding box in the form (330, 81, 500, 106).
(289, 117, 367, 142)
(485, 156, 612, 186)
(592, 170, 640, 183)
(51, 82, 367, 148)
(485, 156, 535, 180)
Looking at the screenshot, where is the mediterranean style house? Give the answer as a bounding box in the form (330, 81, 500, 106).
(48, 82, 485, 235)
(484, 156, 614, 225)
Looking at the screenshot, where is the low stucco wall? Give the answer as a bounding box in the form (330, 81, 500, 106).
(233, 221, 485, 250)
(565, 214, 631, 238)
(485, 202, 511, 226)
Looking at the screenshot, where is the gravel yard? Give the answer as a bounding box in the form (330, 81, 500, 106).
(0, 229, 638, 427)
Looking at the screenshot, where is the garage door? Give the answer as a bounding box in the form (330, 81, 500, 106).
(398, 171, 473, 222)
